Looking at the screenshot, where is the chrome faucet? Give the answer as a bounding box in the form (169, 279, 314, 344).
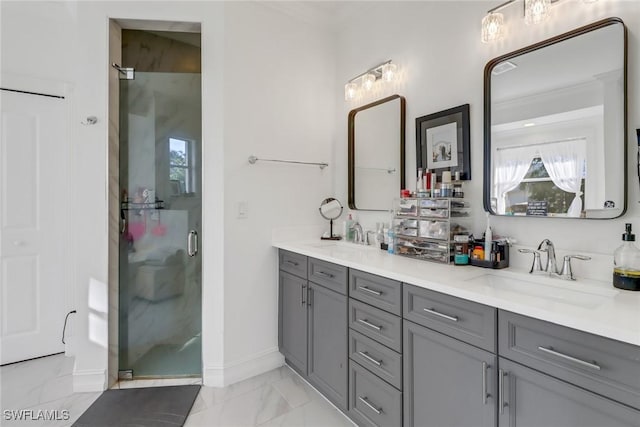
(538, 239, 558, 274)
(520, 238, 591, 280)
(352, 223, 364, 244)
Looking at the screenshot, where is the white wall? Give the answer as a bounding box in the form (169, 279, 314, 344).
(222, 2, 334, 376)
(335, 0, 640, 263)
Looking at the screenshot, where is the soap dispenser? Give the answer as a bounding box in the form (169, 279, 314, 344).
(613, 223, 640, 291)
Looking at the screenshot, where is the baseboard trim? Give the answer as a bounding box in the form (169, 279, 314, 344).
(203, 347, 284, 388)
(73, 368, 107, 392)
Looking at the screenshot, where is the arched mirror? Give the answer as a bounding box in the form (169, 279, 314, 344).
(349, 95, 406, 211)
(484, 18, 627, 219)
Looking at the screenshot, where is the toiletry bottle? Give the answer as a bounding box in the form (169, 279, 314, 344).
(387, 227, 395, 254)
(417, 168, 423, 194)
(345, 213, 355, 242)
(425, 169, 431, 193)
(484, 213, 492, 261)
(613, 223, 640, 291)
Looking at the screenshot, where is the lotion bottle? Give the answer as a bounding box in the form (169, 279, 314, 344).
(484, 212, 492, 261)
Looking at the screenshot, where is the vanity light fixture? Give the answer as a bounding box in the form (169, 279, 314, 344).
(362, 73, 376, 91)
(481, 0, 515, 44)
(344, 60, 397, 101)
(524, 0, 551, 25)
(482, 0, 597, 43)
(481, 0, 515, 43)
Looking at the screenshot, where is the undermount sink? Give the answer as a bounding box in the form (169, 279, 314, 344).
(467, 272, 618, 309)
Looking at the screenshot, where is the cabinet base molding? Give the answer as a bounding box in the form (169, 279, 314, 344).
(203, 347, 284, 387)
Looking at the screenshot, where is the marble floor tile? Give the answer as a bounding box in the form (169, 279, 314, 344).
(190, 365, 294, 415)
(271, 373, 316, 408)
(260, 398, 355, 427)
(1, 354, 75, 412)
(185, 383, 292, 427)
(2, 355, 352, 427)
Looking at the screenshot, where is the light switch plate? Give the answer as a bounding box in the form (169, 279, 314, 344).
(238, 201, 248, 219)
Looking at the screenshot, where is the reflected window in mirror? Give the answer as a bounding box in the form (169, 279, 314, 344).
(484, 18, 627, 219)
(349, 95, 406, 211)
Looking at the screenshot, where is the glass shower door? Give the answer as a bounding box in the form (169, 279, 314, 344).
(119, 71, 202, 378)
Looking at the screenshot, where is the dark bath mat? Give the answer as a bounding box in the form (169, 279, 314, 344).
(73, 384, 200, 427)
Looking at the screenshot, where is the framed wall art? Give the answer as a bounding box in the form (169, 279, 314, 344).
(416, 104, 471, 180)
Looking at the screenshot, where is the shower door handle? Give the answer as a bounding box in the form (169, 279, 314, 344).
(187, 230, 199, 257)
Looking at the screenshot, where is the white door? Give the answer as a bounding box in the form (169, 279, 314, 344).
(0, 88, 69, 364)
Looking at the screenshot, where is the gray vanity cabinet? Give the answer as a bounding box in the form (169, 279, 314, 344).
(403, 284, 498, 427)
(403, 320, 497, 427)
(307, 281, 348, 411)
(498, 358, 640, 427)
(278, 270, 308, 376)
(497, 310, 640, 427)
(278, 250, 348, 411)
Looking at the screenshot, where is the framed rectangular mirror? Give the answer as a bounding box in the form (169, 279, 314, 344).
(348, 95, 406, 211)
(484, 18, 627, 219)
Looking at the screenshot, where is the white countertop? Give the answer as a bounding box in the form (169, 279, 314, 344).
(274, 239, 640, 347)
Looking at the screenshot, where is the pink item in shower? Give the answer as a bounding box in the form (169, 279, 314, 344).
(129, 221, 146, 240)
(152, 218, 167, 236)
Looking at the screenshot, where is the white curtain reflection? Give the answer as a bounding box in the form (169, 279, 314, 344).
(493, 146, 537, 214)
(538, 139, 586, 217)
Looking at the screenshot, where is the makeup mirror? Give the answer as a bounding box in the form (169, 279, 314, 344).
(319, 198, 343, 240)
(484, 18, 627, 219)
(349, 95, 406, 211)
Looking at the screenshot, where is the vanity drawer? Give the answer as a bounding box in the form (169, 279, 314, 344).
(403, 284, 496, 352)
(279, 249, 307, 279)
(350, 299, 402, 352)
(349, 361, 402, 427)
(308, 258, 347, 295)
(349, 269, 402, 315)
(499, 310, 640, 410)
(349, 329, 402, 390)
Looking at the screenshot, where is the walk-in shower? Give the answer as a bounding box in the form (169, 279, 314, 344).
(117, 29, 202, 378)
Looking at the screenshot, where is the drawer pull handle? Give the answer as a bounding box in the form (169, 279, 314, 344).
(285, 260, 299, 267)
(537, 346, 601, 371)
(317, 270, 335, 279)
(358, 351, 382, 366)
(499, 369, 508, 415)
(358, 286, 382, 296)
(357, 318, 382, 331)
(358, 396, 382, 415)
(423, 307, 458, 322)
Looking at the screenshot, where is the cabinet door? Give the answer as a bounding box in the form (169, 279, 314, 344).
(404, 321, 496, 427)
(308, 282, 348, 411)
(498, 358, 640, 427)
(279, 271, 308, 375)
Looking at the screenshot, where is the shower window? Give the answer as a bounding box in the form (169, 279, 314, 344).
(169, 137, 194, 194)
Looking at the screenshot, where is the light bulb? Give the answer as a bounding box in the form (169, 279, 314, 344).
(381, 63, 397, 82)
(362, 73, 376, 91)
(481, 12, 504, 43)
(525, 0, 551, 25)
(344, 82, 357, 100)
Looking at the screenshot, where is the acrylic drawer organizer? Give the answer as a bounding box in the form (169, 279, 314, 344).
(394, 198, 471, 264)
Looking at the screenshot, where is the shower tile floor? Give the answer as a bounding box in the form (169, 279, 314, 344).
(0, 354, 354, 426)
